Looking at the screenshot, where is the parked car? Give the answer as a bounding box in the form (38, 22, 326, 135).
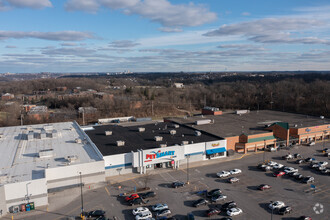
(257, 164, 267, 170)
(284, 167, 298, 174)
(282, 154, 293, 160)
(321, 169, 330, 175)
(125, 194, 140, 201)
(207, 189, 222, 197)
(130, 198, 146, 206)
(262, 165, 272, 171)
(278, 206, 292, 215)
(133, 207, 150, 215)
(316, 166, 327, 171)
(273, 163, 284, 169)
(228, 177, 239, 183)
(139, 191, 156, 199)
(294, 153, 302, 158)
(156, 209, 171, 217)
(211, 194, 227, 202)
(219, 218, 232, 220)
(187, 213, 195, 220)
(302, 176, 314, 184)
(268, 201, 285, 210)
(304, 157, 315, 162)
(296, 159, 304, 164)
(298, 216, 312, 220)
(217, 171, 231, 178)
(258, 184, 271, 191)
(152, 203, 168, 211)
(267, 161, 277, 166)
(294, 174, 304, 180)
(318, 161, 328, 167)
(221, 201, 237, 211)
(206, 208, 221, 217)
(323, 148, 330, 153)
(226, 208, 242, 216)
(289, 172, 300, 177)
(135, 211, 152, 220)
(324, 152, 330, 157)
(230, 169, 242, 175)
(307, 142, 315, 146)
(273, 171, 286, 177)
(193, 199, 208, 207)
(88, 210, 106, 218)
(172, 181, 185, 188)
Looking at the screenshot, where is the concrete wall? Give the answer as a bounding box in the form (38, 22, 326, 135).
(225, 136, 239, 151)
(184, 143, 205, 155)
(104, 153, 134, 176)
(4, 178, 48, 212)
(45, 161, 105, 190)
(0, 186, 6, 216)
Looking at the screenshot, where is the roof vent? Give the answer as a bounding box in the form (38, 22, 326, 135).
(117, 140, 125, 146)
(195, 119, 211, 125)
(138, 127, 145, 132)
(27, 131, 34, 140)
(160, 144, 167, 148)
(182, 141, 189, 145)
(194, 131, 202, 136)
(173, 124, 179, 128)
(154, 136, 163, 141)
(75, 138, 82, 144)
(66, 155, 78, 163)
(169, 130, 176, 135)
(105, 131, 112, 136)
(0, 133, 4, 139)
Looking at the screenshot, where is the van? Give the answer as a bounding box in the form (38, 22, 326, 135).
(308, 142, 315, 146)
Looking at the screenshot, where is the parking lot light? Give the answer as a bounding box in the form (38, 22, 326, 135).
(186, 155, 190, 184)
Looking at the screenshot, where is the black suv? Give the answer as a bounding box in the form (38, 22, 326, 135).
(221, 201, 237, 211)
(129, 198, 146, 206)
(278, 206, 292, 215)
(193, 199, 208, 207)
(207, 189, 222, 197)
(172, 181, 185, 188)
(139, 191, 156, 199)
(87, 210, 106, 218)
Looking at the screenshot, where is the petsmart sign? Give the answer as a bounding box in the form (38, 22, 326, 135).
(145, 150, 175, 162)
(143, 146, 184, 165)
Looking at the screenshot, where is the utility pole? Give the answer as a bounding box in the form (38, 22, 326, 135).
(204, 95, 206, 107)
(79, 172, 84, 217)
(82, 109, 85, 126)
(151, 101, 154, 116)
(20, 111, 23, 126)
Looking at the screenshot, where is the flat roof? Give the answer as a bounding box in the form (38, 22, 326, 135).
(85, 122, 221, 156)
(167, 110, 330, 138)
(0, 122, 102, 185)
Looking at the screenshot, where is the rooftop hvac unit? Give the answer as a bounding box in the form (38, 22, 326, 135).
(105, 131, 112, 136)
(169, 130, 176, 135)
(40, 130, 46, 139)
(138, 127, 145, 132)
(182, 141, 189, 145)
(27, 131, 34, 140)
(160, 144, 167, 148)
(39, 149, 54, 158)
(44, 125, 53, 131)
(194, 131, 202, 136)
(195, 119, 212, 125)
(27, 126, 33, 131)
(66, 155, 78, 163)
(172, 124, 180, 128)
(75, 138, 82, 144)
(154, 136, 163, 141)
(0, 133, 4, 139)
(51, 130, 58, 138)
(117, 140, 125, 146)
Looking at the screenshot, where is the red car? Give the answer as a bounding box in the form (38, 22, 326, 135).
(125, 194, 139, 201)
(258, 184, 271, 191)
(273, 171, 285, 177)
(206, 208, 221, 217)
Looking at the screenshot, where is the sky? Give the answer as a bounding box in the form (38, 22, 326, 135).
(1, 0, 330, 73)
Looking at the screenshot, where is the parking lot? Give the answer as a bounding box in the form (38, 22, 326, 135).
(16, 142, 329, 220)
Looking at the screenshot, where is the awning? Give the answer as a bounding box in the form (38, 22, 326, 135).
(206, 147, 226, 155)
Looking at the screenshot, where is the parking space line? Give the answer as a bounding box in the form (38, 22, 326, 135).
(105, 187, 110, 196)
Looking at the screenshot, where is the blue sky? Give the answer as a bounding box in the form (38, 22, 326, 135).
(1, 0, 330, 73)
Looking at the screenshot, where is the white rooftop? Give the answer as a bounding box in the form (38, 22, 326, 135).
(0, 121, 103, 185)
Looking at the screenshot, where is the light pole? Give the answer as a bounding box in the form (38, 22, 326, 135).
(263, 139, 266, 162)
(79, 172, 84, 217)
(26, 182, 31, 203)
(270, 201, 273, 220)
(323, 130, 327, 150)
(186, 155, 190, 184)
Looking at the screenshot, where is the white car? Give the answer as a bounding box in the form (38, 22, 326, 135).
(135, 211, 152, 220)
(227, 207, 243, 216)
(318, 161, 328, 167)
(284, 167, 298, 174)
(217, 171, 231, 178)
(152, 203, 168, 211)
(273, 163, 284, 169)
(267, 161, 277, 166)
(269, 201, 285, 210)
(230, 169, 242, 175)
(133, 207, 150, 215)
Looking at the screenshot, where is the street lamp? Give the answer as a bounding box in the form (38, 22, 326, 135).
(270, 201, 273, 220)
(26, 182, 31, 203)
(79, 172, 84, 217)
(186, 155, 190, 184)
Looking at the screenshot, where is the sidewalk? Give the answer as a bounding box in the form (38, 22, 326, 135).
(106, 152, 259, 184)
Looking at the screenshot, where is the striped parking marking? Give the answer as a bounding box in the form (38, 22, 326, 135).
(105, 186, 110, 196)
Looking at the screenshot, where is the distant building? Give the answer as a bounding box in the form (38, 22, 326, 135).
(78, 107, 98, 122)
(93, 92, 114, 100)
(23, 104, 37, 113)
(173, 83, 184, 89)
(55, 87, 67, 92)
(27, 106, 49, 121)
(1, 93, 14, 101)
(202, 106, 222, 116)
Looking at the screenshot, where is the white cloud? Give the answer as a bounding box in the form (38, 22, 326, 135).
(0, 31, 95, 41)
(158, 27, 183, 33)
(61, 42, 78, 46)
(2, 0, 52, 9)
(109, 40, 140, 48)
(65, 0, 217, 28)
(241, 12, 250, 16)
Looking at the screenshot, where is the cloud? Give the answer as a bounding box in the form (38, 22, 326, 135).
(204, 17, 330, 45)
(61, 42, 78, 46)
(5, 45, 16, 48)
(0, 31, 95, 41)
(158, 27, 183, 33)
(41, 47, 97, 56)
(109, 40, 140, 48)
(1, 0, 52, 9)
(241, 12, 250, 16)
(65, 0, 217, 28)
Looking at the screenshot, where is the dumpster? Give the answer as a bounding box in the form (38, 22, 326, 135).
(10, 205, 20, 213)
(20, 204, 26, 212)
(25, 203, 31, 211)
(29, 202, 35, 210)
